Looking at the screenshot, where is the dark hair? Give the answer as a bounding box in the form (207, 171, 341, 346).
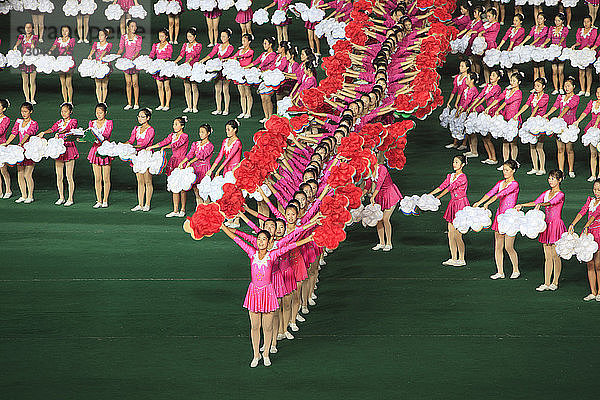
(242, 33, 253, 42)
(510, 72, 524, 84)
(175, 116, 188, 127)
(220, 28, 232, 39)
(555, 13, 566, 24)
(583, 15, 593, 22)
(95, 102, 108, 113)
(264, 36, 277, 48)
(534, 77, 547, 86)
(285, 204, 299, 214)
(264, 218, 277, 226)
(186, 27, 197, 37)
(473, 5, 484, 15)
(98, 28, 110, 38)
(565, 76, 577, 87)
(257, 230, 272, 241)
(299, 182, 311, 193)
(289, 199, 301, 211)
(275, 218, 286, 228)
(60, 25, 71, 36)
(60, 102, 73, 113)
(459, 58, 472, 70)
(24, 21, 33, 29)
(454, 154, 467, 165)
(594, 178, 600, 187)
(548, 169, 563, 181)
(279, 41, 291, 52)
(0, 99, 10, 110)
(468, 72, 479, 84)
(126, 19, 137, 28)
(21, 102, 33, 112)
(304, 61, 317, 76)
(486, 8, 497, 17)
(514, 13, 524, 22)
(158, 27, 169, 37)
(537, 12, 545, 20)
(139, 107, 152, 119)
(225, 119, 239, 132)
(306, 178, 318, 188)
(199, 123, 212, 134)
(293, 190, 307, 201)
(503, 159, 518, 171)
(490, 68, 503, 79)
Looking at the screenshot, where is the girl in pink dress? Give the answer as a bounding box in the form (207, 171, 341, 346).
(220, 225, 313, 367)
(490, 73, 523, 167)
(497, 13, 525, 77)
(544, 77, 580, 178)
(0, 99, 12, 199)
(149, 29, 174, 111)
(208, 120, 242, 177)
(13, 23, 39, 104)
(166, 0, 184, 44)
(127, 108, 155, 212)
(277, 44, 300, 101)
(516, 170, 565, 291)
(444, 59, 470, 150)
(574, 17, 598, 97)
(290, 61, 318, 108)
(455, 72, 479, 158)
(233, 34, 255, 119)
(548, 14, 569, 95)
(88, 103, 112, 208)
(86, 29, 113, 103)
(304, 0, 322, 56)
(174, 27, 202, 113)
(148, 116, 189, 218)
(112, 0, 140, 35)
(521, 13, 549, 82)
(203, 5, 222, 48)
(74, 0, 94, 43)
(200, 28, 235, 116)
(265, 0, 292, 43)
(47, 25, 76, 104)
(179, 123, 214, 206)
(468, 68, 502, 164)
(429, 155, 469, 267)
(473, 160, 520, 280)
(478, 8, 499, 83)
(461, 6, 483, 74)
(40, 103, 79, 206)
(513, 77, 549, 175)
(236, 0, 253, 37)
(568, 179, 600, 301)
(116, 20, 142, 110)
(1, 103, 38, 203)
(452, 3, 471, 32)
(369, 163, 402, 252)
(575, 87, 600, 181)
(251, 37, 277, 123)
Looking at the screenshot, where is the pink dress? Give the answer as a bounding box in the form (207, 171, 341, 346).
(279, 59, 299, 93)
(149, 42, 173, 81)
(501, 26, 525, 48)
(583, 100, 600, 134)
(91, 41, 114, 77)
(451, 73, 468, 97)
(374, 164, 402, 210)
(475, 83, 501, 114)
(458, 86, 479, 109)
(233, 236, 297, 313)
(526, 93, 549, 116)
(274, 0, 292, 26)
(486, 180, 519, 232)
(156, 132, 189, 175)
(529, 26, 549, 47)
(481, 21, 500, 49)
(52, 37, 76, 71)
(17, 34, 39, 73)
(273, 54, 289, 72)
(0, 115, 11, 144)
(437, 173, 469, 223)
(127, 125, 155, 149)
(119, 34, 142, 74)
(235, 0, 253, 23)
(206, 43, 234, 80)
(233, 48, 254, 84)
(576, 27, 598, 49)
(499, 88, 523, 123)
(453, 14, 471, 32)
(534, 190, 566, 244)
(251, 51, 277, 71)
(186, 141, 214, 183)
(50, 119, 79, 162)
(12, 119, 39, 166)
(204, 6, 222, 18)
(213, 138, 241, 174)
(179, 42, 202, 65)
(578, 197, 600, 245)
(547, 26, 569, 48)
(117, 0, 134, 12)
(87, 119, 113, 166)
(465, 19, 483, 56)
(552, 94, 580, 125)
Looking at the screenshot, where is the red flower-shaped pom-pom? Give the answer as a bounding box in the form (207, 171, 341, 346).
(314, 219, 347, 249)
(321, 193, 350, 216)
(332, 40, 351, 54)
(348, 156, 370, 180)
(234, 162, 262, 193)
(264, 115, 292, 139)
(417, 0, 434, 9)
(385, 148, 407, 171)
(328, 163, 356, 188)
(339, 133, 365, 159)
(433, 7, 451, 22)
(335, 183, 363, 210)
(352, 0, 373, 12)
(185, 202, 224, 240)
(287, 105, 308, 114)
(290, 114, 310, 132)
(394, 94, 417, 113)
(217, 183, 246, 218)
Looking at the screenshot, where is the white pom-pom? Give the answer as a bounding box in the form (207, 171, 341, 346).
(271, 9, 287, 25)
(129, 4, 147, 19)
(146, 58, 166, 74)
(148, 151, 166, 175)
(416, 194, 441, 212)
(361, 203, 384, 227)
(594, 58, 600, 75)
(9, 0, 25, 12)
(261, 69, 285, 87)
(0, 1, 11, 13)
(131, 149, 164, 174)
(44, 138, 67, 159)
(23, 136, 47, 163)
(463, 112, 480, 136)
(37, 0, 54, 12)
(547, 117, 567, 136)
(115, 57, 135, 71)
(205, 58, 223, 72)
(166, 0, 182, 14)
(79, 0, 97, 14)
(307, 7, 325, 23)
(53, 55, 75, 73)
(244, 67, 261, 84)
(101, 54, 121, 63)
(198, 0, 217, 11)
(0, 145, 25, 165)
(133, 55, 153, 71)
(252, 8, 269, 24)
(187, 0, 201, 9)
(399, 195, 419, 215)
(63, 0, 79, 16)
(196, 175, 213, 201)
(555, 232, 579, 260)
(105, 3, 124, 20)
(167, 167, 197, 193)
(561, 0, 578, 7)
(519, 209, 547, 239)
(483, 48, 501, 67)
(154, 0, 168, 14)
(277, 96, 293, 116)
(498, 51, 513, 69)
(190, 62, 215, 83)
(452, 206, 492, 234)
(439, 106, 451, 128)
(217, 0, 234, 9)
(576, 233, 599, 263)
(235, 0, 250, 11)
(497, 208, 524, 237)
(350, 204, 365, 223)
(471, 37, 487, 56)
(558, 125, 579, 144)
(582, 127, 600, 148)
(175, 63, 192, 79)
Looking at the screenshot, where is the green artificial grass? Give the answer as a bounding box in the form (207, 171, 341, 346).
(1, 4, 600, 399)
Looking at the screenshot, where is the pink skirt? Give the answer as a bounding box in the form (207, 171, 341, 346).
(374, 186, 402, 211)
(243, 282, 279, 313)
(118, 0, 135, 12)
(589, 227, 600, 246)
(152, 73, 170, 82)
(445, 197, 470, 223)
(20, 64, 36, 73)
(191, 161, 210, 184)
(88, 144, 112, 166)
(586, 0, 600, 5)
(271, 268, 286, 298)
(274, 16, 292, 26)
(204, 8, 222, 18)
(165, 155, 185, 176)
(280, 266, 297, 295)
(539, 219, 566, 245)
(290, 248, 308, 282)
(235, 9, 253, 24)
(17, 158, 35, 167)
(305, 21, 317, 30)
(124, 68, 139, 75)
(57, 142, 79, 162)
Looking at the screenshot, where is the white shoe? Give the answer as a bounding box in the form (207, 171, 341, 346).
(308, 298, 316, 306)
(319, 259, 326, 266)
(84, 39, 89, 44)
(155, 106, 164, 111)
(3, 192, 12, 199)
(24, 197, 34, 204)
(382, 244, 393, 251)
(101, 203, 108, 208)
(551, 90, 558, 95)
(569, 172, 575, 178)
(284, 331, 294, 340)
(192, 109, 198, 113)
(250, 356, 261, 368)
(177, 211, 186, 217)
(527, 169, 538, 175)
(221, 111, 229, 116)
(536, 284, 549, 291)
(456, 145, 467, 150)
(585, 92, 591, 97)
(490, 273, 505, 280)
(372, 244, 384, 251)
(77, 39, 83, 43)
(166, 211, 178, 218)
(64, 200, 73, 207)
(442, 258, 457, 266)
(454, 260, 466, 267)
(559, 89, 565, 95)
(55, 198, 65, 205)
(183, 108, 191, 113)
(311, 293, 317, 300)
(301, 306, 309, 314)
(131, 205, 142, 211)
(588, 176, 596, 182)
(444, 143, 457, 149)
(263, 357, 271, 367)
(133, 105, 140, 110)
(578, 91, 585, 96)
(583, 294, 596, 301)
(259, 118, 268, 123)
(269, 346, 278, 354)
(173, 40, 178, 45)
(162, 107, 169, 111)
(596, 295, 600, 302)
(289, 323, 299, 332)
(211, 110, 221, 115)
(510, 271, 520, 279)
(237, 113, 245, 119)
(142, 205, 150, 212)
(276, 333, 285, 340)
(548, 283, 558, 291)
(243, 114, 251, 119)
(496, 165, 504, 171)
(536, 170, 546, 176)
(296, 314, 305, 322)
(15, 197, 25, 203)
(93, 202, 102, 208)
(123, 105, 132, 110)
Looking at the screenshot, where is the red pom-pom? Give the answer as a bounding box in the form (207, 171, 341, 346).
(339, 133, 365, 159)
(314, 219, 347, 249)
(185, 202, 224, 240)
(328, 163, 356, 188)
(217, 183, 246, 218)
(301, 88, 328, 112)
(385, 148, 407, 170)
(335, 183, 363, 210)
(290, 114, 310, 132)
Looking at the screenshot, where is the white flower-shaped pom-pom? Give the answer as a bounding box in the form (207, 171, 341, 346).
(205, 58, 223, 72)
(463, 112, 479, 136)
(0, 1, 10, 13)
(133, 55, 153, 71)
(221, 59, 244, 81)
(558, 125, 579, 144)
(235, 0, 250, 11)
(102, 54, 121, 63)
(79, 0, 97, 14)
(351, 204, 365, 223)
(314, 19, 332, 38)
(483, 48, 501, 67)
(166, 0, 182, 13)
(497, 208, 524, 237)
(105, 3, 124, 20)
(498, 51, 513, 69)
(252, 8, 269, 24)
(93, 62, 110, 79)
(582, 127, 600, 148)
(594, 58, 600, 75)
(115, 57, 135, 71)
(471, 37, 487, 56)
(9, 0, 24, 12)
(167, 167, 197, 193)
(22, 54, 39, 66)
(37, 0, 54, 12)
(0, 145, 25, 165)
(175, 63, 192, 79)
(561, 0, 578, 7)
(439, 106, 450, 128)
(559, 47, 574, 62)
(555, 232, 579, 260)
(116, 142, 136, 160)
(217, 0, 234, 10)
(131, 149, 152, 174)
(154, 0, 168, 14)
(45, 138, 67, 159)
(544, 0, 558, 5)
(78, 58, 95, 77)
(271, 9, 287, 25)
(196, 175, 213, 201)
(198, 0, 217, 11)
(277, 96, 293, 116)
(546, 44, 562, 61)
(33, 55, 55, 74)
(575, 233, 599, 263)
(452, 206, 492, 234)
(307, 7, 325, 23)
(477, 113, 492, 136)
(489, 114, 506, 139)
(416, 194, 441, 212)
(148, 151, 166, 175)
(399, 195, 418, 215)
(244, 67, 261, 84)
(261, 69, 285, 87)
(159, 60, 178, 77)
(361, 203, 384, 227)
(190, 62, 208, 82)
(0, 53, 7, 69)
(63, 0, 79, 16)
(547, 117, 567, 136)
(519, 209, 547, 239)
(54, 56, 75, 73)
(96, 141, 117, 157)
(503, 119, 519, 142)
(519, 128, 538, 144)
(146, 58, 166, 74)
(187, 0, 201, 9)
(23, 136, 48, 163)
(128, 4, 147, 18)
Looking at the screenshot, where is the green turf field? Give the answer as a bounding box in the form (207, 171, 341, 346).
(1, 4, 600, 399)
